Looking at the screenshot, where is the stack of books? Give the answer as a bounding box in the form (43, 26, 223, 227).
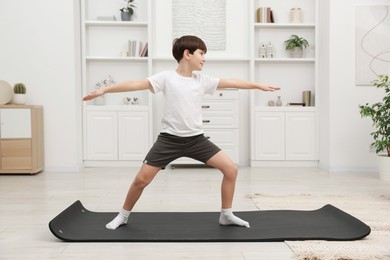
(128, 41, 148, 57)
(257, 7, 275, 23)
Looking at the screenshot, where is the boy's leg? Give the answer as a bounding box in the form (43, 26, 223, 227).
(106, 163, 160, 229)
(206, 151, 250, 228)
(122, 163, 161, 210)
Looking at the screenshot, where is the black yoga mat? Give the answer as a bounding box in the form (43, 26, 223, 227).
(49, 200, 370, 242)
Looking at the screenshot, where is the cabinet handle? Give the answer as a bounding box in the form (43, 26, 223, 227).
(203, 120, 211, 123)
(202, 105, 210, 109)
(219, 93, 223, 97)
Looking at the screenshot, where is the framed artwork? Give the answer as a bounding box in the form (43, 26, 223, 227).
(172, 0, 226, 51)
(355, 5, 390, 86)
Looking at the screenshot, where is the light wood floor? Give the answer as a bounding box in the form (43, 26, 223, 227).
(1, 166, 389, 259)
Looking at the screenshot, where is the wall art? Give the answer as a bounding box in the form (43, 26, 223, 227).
(355, 5, 390, 86)
(172, 0, 226, 51)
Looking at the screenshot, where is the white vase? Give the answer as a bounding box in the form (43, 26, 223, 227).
(290, 8, 302, 23)
(13, 94, 27, 105)
(378, 155, 390, 181)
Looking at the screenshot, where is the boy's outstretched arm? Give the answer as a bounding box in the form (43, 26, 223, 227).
(218, 78, 280, 92)
(82, 79, 152, 101)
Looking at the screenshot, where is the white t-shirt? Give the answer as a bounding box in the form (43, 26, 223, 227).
(148, 70, 219, 137)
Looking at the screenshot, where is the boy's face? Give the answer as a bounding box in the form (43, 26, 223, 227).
(188, 49, 206, 71)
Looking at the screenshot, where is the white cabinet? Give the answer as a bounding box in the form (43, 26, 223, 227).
(85, 111, 118, 161)
(252, 109, 317, 166)
(253, 112, 285, 160)
(84, 107, 151, 166)
(172, 89, 239, 165)
(204, 90, 239, 163)
(285, 112, 316, 160)
(118, 111, 150, 160)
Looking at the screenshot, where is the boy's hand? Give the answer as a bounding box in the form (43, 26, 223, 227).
(259, 84, 280, 92)
(82, 88, 105, 101)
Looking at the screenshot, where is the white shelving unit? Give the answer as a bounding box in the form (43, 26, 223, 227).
(79, 0, 320, 167)
(250, 0, 319, 167)
(81, 0, 153, 166)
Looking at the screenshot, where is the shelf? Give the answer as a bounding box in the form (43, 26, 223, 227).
(206, 58, 251, 62)
(254, 58, 315, 63)
(152, 57, 250, 62)
(252, 106, 316, 112)
(85, 21, 148, 27)
(85, 105, 150, 111)
(254, 23, 315, 29)
(85, 56, 148, 62)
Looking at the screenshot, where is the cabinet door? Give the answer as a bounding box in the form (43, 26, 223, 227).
(0, 109, 31, 138)
(118, 111, 149, 161)
(1, 139, 32, 169)
(254, 112, 285, 160)
(85, 111, 118, 160)
(285, 112, 317, 160)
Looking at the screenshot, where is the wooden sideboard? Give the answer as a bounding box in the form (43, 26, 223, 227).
(0, 105, 44, 174)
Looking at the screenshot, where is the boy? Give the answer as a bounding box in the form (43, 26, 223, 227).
(83, 35, 279, 230)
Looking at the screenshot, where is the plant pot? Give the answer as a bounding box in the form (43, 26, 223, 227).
(121, 12, 132, 21)
(13, 94, 27, 105)
(378, 155, 390, 181)
(290, 47, 303, 58)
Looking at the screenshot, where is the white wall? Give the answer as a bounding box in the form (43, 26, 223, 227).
(0, 0, 82, 172)
(325, 0, 389, 172)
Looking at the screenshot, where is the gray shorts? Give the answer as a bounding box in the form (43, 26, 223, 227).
(143, 133, 221, 169)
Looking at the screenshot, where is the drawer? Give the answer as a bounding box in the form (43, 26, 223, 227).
(1, 139, 32, 169)
(201, 100, 238, 113)
(204, 129, 238, 146)
(203, 89, 239, 100)
(202, 113, 238, 128)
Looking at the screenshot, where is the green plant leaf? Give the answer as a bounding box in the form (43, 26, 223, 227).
(359, 74, 390, 156)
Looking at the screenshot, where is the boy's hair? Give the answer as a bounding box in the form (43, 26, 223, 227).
(172, 35, 207, 63)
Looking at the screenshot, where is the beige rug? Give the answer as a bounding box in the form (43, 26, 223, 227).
(248, 194, 390, 260)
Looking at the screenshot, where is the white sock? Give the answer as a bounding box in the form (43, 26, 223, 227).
(106, 208, 131, 230)
(219, 208, 250, 228)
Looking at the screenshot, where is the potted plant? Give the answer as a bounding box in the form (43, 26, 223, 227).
(120, 0, 136, 21)
(359, 74, 390, 181)
(13, 83, 27, 105)
(284, 34, 309, 58)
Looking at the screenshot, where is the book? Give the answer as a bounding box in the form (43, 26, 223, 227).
(287, 103, 305, 106)
(267, 7, 272, 23)
(139, 42, 148, 57)
(257, 7, 263, 23)
(256, 7, 274, 23)
(302, 90, 312, 106)
(128, 40, 148, 57)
